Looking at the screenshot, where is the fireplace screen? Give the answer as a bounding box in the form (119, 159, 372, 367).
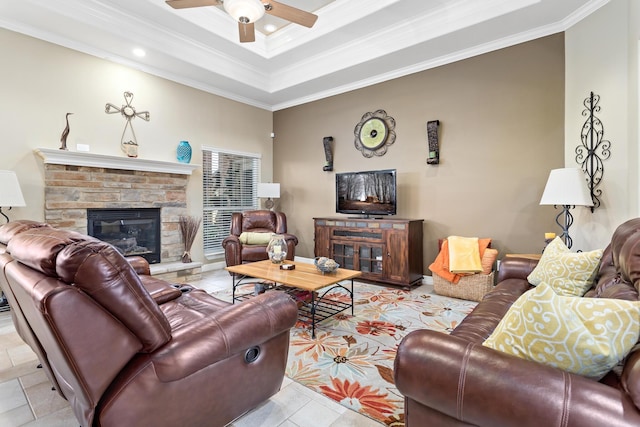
(87, 208, 161, 264)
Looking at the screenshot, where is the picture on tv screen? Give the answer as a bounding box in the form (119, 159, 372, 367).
(336, 169, 396, 216)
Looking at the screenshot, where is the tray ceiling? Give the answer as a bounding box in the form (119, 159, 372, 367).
(0, 0, 608, 110)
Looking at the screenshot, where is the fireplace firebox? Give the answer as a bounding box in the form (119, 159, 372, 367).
(87, 208, 161, 264)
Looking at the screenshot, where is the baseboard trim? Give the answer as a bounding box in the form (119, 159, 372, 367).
(202, 260, 226, 272)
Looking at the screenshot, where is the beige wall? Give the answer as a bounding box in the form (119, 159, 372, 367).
(0, 28, 273, 266)
(273, 34, 566, 270)
(565, 0, 640, 250)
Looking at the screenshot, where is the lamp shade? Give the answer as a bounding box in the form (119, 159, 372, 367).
(224, 0, 265, 23)
(257, 183, 280, 199)
(0, 171, 26, 207)
(540, 168, 593, 207)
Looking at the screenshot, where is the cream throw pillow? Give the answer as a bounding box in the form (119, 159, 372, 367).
(527, 237, 602, 296)
(483, 282, 640, 380)
(239, 232, 273, 245)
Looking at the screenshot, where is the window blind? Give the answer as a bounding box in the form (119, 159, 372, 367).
(202, 146, 260, 257)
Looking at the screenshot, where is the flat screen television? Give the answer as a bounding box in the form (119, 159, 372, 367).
(336, 169, 397, 217)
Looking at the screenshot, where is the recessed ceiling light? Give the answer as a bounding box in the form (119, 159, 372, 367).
(263, 24, 277, 33)
(132, 48, 146, 58)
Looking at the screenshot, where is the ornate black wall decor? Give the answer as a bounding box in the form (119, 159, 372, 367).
(426, 120, 440, 164)
(575, 91, 611, 212)
(322, 136, 334, 171)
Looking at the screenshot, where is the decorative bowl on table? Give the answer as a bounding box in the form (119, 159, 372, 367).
(314, 257, 339, 274)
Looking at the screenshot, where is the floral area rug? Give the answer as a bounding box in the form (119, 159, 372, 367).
(214, 281, 477, 426)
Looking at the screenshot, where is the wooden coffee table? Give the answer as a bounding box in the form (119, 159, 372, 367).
(225, 260, 361, 337)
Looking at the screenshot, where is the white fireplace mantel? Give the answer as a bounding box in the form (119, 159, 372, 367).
(35, 148, 199, 175)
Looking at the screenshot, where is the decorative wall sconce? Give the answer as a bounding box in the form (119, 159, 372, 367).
(575, 91, 611, 212)
(426, 120, 440, 164)
(322, 136, 334, 171)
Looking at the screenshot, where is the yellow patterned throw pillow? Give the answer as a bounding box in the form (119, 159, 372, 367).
(483, 282, 640, 380)
(527, 237, 603, 296)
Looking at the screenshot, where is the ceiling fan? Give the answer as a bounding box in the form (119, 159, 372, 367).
(166, 0, 318, 43)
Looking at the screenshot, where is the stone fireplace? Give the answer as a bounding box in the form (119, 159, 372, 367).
(36, 148, 198, 264)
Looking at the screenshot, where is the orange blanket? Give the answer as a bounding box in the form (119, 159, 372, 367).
(429, 238, 492, 284)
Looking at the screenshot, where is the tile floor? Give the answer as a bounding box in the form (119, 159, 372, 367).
(0, 268, 384, 427)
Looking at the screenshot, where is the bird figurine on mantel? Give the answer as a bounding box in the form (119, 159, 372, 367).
(59, 112, 73, 150)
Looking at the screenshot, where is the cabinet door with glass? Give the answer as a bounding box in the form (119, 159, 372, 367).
(331, 242, 356, 270)
(357, 244, 384, 275)
(331, 241, 384, 278)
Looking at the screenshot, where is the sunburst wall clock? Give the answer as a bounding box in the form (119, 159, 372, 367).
(354, 109, 396, 158)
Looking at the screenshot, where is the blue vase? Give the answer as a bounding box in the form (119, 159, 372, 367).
(177, 140, 192, 163)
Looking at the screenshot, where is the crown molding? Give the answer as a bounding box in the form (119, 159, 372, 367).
(271, 6, 570, 110)
(561, 0, 610, 28)
(2, 0, 609, 111)
(269, 0, 536, 94)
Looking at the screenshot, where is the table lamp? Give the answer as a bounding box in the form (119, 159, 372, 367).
(257, 183, 280, 211)
(0, 170, 26, 223)
(539, 168, 593, 249)
(0, 170, 25, 311)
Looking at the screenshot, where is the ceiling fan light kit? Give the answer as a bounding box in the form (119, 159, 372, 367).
(224, 0, 265, 24)
(166, 0, 318, 43)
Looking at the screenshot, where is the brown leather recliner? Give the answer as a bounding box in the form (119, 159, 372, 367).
(222, 210, 298, 268)
(394, 218, 640, 426)
(0, 220, 298, 427)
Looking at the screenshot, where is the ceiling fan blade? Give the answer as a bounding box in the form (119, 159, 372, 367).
(263, 1, 318, 28)
(165, 0, 222, 9)
(239, 22, 256, 43)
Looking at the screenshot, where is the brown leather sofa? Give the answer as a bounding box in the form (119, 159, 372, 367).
(0, 220, 298, 427)
(222, 210, 298, 268)
(394, 218, 640, 426)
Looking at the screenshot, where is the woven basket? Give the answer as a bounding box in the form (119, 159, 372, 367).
(432, 272, 495, 302)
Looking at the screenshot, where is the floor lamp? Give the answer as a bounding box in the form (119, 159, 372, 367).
(539, 168, 593, 249)
(257, 183, 280, 211)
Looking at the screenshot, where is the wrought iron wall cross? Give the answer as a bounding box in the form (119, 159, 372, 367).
(105, 91, 150, 158)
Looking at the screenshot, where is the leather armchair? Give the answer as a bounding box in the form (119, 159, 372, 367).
(0, 220, 299, 427)
(222, 210, 298, 267)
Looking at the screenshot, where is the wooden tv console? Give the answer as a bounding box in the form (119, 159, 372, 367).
(314, 217, 424, 287)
